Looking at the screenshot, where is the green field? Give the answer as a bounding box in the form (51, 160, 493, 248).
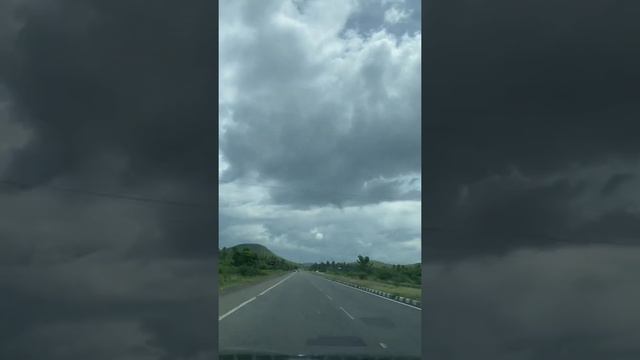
(316, 271, 421, 301)
(219, 269, 291, 292)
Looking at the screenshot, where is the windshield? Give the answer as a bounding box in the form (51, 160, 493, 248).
(218, 0, 421, 358)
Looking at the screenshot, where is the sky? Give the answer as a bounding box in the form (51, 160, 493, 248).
(219, 0, 422, 265)
(0, 0, 217, 359)
(423, 0, 640, 358)
(1, 0, 639, 359)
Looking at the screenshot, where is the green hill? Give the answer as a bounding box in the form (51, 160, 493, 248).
(222, 243, 298, 265)
(370, 260, 393, 268)
(219, 243, 299, 290)
(227, 243, 276, 257)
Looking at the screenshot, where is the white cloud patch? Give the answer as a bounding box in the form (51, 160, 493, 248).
(310, 227, 324, 240)
(384, 5, 412, 24)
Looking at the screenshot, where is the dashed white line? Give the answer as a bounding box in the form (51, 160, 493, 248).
(339, 306, 355, 320)
(379, 342, 387, 349)
(218, 296, 257, 320)
(326, 294, 333, 300)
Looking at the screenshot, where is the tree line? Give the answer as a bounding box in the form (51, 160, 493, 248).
(219, 247, 298, 277)
(307, 255, 420, 286)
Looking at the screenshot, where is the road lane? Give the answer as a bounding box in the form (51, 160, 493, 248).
(219, 272, 294, 317)
(306, 272, 421, 355)
(219, 271, 421, 357)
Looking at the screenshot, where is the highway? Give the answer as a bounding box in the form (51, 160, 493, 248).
(219, 270, 421, 358)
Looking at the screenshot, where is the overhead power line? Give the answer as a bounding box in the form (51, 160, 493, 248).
(0, 179, 214, 209)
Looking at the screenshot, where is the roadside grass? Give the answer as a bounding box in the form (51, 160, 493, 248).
(316, 271, 421, 301)
(219, 269, 290, 293)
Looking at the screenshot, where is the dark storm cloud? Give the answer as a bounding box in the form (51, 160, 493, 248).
(424, 0, 640, 255)
(0, 0, 216, 358)
(425, 172, 587, 259)
(576, 209, 640, 245)
(423, 0, 640, 358)
(423, 246, 640, 360)
(600, 172, 635, 197)
(3, 0, 216, 189)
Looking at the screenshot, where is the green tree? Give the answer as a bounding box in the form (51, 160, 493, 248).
(232, 248, 258, 267)
(357, 255, 371, 270)
(356, 255, 371, 279)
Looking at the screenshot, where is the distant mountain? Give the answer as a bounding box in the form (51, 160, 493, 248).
(370, 260, 393, 268)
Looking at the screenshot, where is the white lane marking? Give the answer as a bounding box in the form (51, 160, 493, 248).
(219, 296, 256, 320)
(339, 306, 355, 320)
(326, 294, 333, 300)
(258, 272, 295, 296)
(318, 276, 422, 311)
(379, 342, 387, 349)
(219, 272, 296, 321)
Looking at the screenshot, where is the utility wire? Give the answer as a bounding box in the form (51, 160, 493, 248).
(0, 177, 421, 209)
(0, 179, 214, 209)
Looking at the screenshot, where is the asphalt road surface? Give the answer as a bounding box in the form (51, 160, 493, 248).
(219, 270, 421, 357)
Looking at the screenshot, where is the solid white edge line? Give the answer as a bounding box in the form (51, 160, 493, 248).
(319, 275, 422, 311)
(339, 306, 355, 320)
(219, 296, 257, 320)
(259, 272, 295, 296)
(219, 271, 296, 321)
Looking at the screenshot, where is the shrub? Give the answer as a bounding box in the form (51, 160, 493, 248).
(238, 265, 260, 276)
(377, 271, 392, 281)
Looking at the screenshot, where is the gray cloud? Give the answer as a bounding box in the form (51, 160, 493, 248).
(424, 0, 640, 254)
(422, 0, 640, 357)
(601, 173, 635, 197)
(219, 0, 421, 208)
(423, 0, 640, 239)
(423, 246, 640, 359)
(0, 0, 217, 358)
(218, 0, 422, 268)
(219, 181, 421, 264)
